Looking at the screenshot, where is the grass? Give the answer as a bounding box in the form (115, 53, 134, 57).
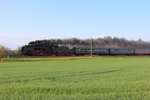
(0, 56, 150, 100)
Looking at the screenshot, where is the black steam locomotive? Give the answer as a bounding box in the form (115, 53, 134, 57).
(21, 44, 150, 56)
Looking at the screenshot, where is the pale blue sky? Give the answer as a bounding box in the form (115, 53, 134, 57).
(0, 0, 150, 49)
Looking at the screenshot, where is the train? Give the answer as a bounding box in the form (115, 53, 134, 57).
(21, 44, 150, 56)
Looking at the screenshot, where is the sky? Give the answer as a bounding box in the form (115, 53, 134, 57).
(0, 0, 150, 50)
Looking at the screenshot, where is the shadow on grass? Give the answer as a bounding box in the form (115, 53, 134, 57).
(1, 70, 118, 84)
(46, 70, 118, 80)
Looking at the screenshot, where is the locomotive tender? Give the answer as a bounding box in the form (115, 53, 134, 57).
(21, 44, 150, 56)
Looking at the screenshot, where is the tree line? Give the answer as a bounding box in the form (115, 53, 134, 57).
(28, 36, 150, 49)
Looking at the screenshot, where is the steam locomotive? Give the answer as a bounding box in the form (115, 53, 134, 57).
(21, 44, 150, 56)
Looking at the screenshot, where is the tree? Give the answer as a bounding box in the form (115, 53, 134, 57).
(0, 46, 6, 62)
(0, 45, 12, 62)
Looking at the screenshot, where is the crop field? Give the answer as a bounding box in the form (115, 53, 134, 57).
(0, 57, 150, 100)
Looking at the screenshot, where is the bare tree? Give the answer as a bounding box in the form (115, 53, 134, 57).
(0, 46, 6, 62)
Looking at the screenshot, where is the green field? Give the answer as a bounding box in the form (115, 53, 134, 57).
(0, 57, 150, 100)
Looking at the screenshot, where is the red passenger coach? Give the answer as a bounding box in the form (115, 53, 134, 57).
(134, 49, 150, 55)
